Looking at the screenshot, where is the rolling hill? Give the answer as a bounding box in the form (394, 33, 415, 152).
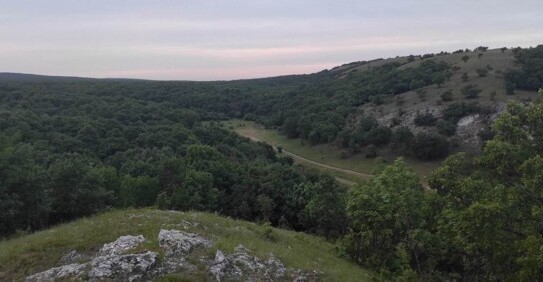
(0, 209, 371, 281)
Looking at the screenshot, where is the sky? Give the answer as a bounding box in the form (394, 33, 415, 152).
(1, 0, 542, 80)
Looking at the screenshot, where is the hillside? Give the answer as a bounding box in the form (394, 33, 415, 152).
(0, 209, 371, 281)
(0, 45, 542, 280)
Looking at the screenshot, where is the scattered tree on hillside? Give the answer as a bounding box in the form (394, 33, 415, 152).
(476, 68, 489, 77)
(441, 90, 454, 101)
(411, 132, 449, 160)
(414, 112, 437, 126)
(461, 84, 482, 99)
(461, 55, 470, 62)
(461, 72, 469, 82)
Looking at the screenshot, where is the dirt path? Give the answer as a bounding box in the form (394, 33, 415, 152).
(241, 130, 373, 184)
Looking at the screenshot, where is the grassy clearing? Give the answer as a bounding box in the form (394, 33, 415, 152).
(0, 209, 372, 281)
(223, 119, 438, 180)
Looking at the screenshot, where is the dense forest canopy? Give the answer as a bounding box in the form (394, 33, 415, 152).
(0, 80, 346, 239)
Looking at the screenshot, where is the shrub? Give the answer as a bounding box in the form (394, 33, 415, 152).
(437, 120, 457, 136)
(461, 84, 482, 99)
(414, 112, 437, 126)
(365, 144, 377, 158)
(476, 68, 489, 77)
(411, 133, 449, 160)
(441, 90, 454, 101)
(461, 72, 469, 82)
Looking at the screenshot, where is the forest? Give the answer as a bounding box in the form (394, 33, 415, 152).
(1, 45, 543, 279)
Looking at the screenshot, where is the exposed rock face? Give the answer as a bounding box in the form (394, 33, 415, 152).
(26, 229, 319, 281)
(210, 245, 288, 281)
(87, 251, 158, 280)
(25, 263, 87, 281)
(159, 229, 212, 258)
(158, 229, 213, 273)
(26, 235, 156, 282)
(97, 235, 145, 256)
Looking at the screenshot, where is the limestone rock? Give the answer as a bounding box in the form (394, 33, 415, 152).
(158, 229, 212, 258)
(98, 235, 145, 256)
(26, 263, 87, 281)
(209, 245, 287, 281)
(87, 251, 158, 280)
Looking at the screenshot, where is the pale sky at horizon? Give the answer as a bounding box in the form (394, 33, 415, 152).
(1, 0, 542, 80)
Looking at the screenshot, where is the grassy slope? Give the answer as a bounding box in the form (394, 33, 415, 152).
(224, 119, 438, 181)
(0, 209, 372, 281)
(360, 49, 539, 123)
(224, 49, 539, 181)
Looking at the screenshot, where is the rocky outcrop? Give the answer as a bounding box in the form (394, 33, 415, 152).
(26, 229, 319, 281)
(159, 229, 212, 258)
(26, 235, 157, 282)
(97, 235, 145, 256)
(209, 245, 287, 281)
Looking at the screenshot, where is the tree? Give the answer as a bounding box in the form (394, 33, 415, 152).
(411, 133, 449, 160)
(295, 175, 348, 239)
(461, 55, 470, 62)
(120, 175, 159, 208)
(441, 90, 453, 101)
(391, 127, 414, 155)
(340, 159, 427, 274)
(476, 68, 488, 77)
(48, 157, 113, 221)
(414, 112, 437, 126)
(461, 84, 482, 99)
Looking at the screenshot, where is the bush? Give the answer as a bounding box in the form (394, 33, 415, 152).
(461, 84, 482, 99)
(411, 133, 449, 160)
(441, 90, 454, 102)
(365, 144, 377, 158)
(414, 112, 437, 126)
(365, 126, 392, 146)
(461, 72, 469, 82)
(437, 120, 457, 136)
(391, 126, 414, 155)
(476, 68, 489, 77)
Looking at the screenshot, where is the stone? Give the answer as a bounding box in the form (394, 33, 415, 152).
(87, 251, 158, 280)
(158, 229, 212, 258)
(98, 235, 145, 256)
(25, 263, 87, 281)
(209, 245, 287, 282)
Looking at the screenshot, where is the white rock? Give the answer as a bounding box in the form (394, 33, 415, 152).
(98, 235, 145, 256)
(25, 263, 87, 281)
(88, 251, 158, 280)
(158, 229, 212, 258)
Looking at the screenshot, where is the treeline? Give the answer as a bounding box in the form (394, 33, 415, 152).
(0, 81, 346, 238)
(337, 92, 543, 280)
(505, 45, 543, 91)
(255, 60, 453, 145)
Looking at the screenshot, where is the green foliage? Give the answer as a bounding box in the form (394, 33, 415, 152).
(120, 175, 159, 208)
(0, 79, 350, 237)
(411, 133, 449, 160)
(505, 45, 543, 91)
(436, 120, 456, 136)
(414, 112, 437, 126)
(461, 84, 482, 99)
(476, 68, 488, 77)
(391, 126, 414, 156)
(461, 72, 469, 82)
(341, 159, 426, 274)
(440, 90, 453, 101)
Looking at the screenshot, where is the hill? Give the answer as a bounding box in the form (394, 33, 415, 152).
(0, 209, 371, 281)
(0, 44, 542, 280)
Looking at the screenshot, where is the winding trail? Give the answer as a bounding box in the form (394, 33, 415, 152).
(240, 130, 373, 186)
